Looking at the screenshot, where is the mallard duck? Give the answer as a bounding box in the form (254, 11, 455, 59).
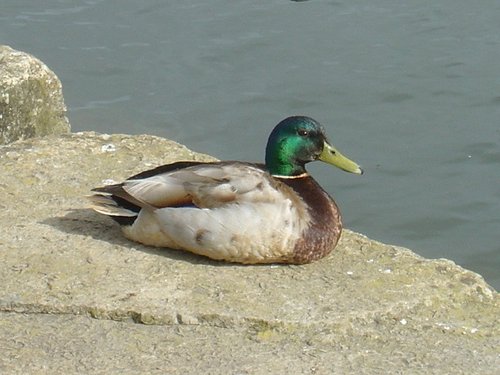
(88, 116, 362, 264)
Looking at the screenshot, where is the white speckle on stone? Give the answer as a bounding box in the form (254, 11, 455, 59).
(101, 179, 118, 185)
(470, 328, 479, 334)
(436, 322, 451, 330)
(6, 151, 20, 159)
(346, 271, 354, 276)
(2, 92, 9, 104)
(379, 268, 392, 274)
(399, 318, 407, 325)
(367, 259, 374, 263)
(101, 143, 116, 153)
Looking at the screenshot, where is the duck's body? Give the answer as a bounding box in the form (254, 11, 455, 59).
(89, 116, 362, 264)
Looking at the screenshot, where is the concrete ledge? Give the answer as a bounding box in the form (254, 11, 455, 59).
(0, 132, 498, 374)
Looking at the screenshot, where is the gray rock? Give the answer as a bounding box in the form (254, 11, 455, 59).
(0, 132, 498, 374)
(0, 45, 70, 145)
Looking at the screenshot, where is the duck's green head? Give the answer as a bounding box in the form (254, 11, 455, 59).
(265, 116, 363, 177)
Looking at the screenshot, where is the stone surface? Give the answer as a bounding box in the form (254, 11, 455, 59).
(0, 45, 70, 145)
(0, 132, 498, 374)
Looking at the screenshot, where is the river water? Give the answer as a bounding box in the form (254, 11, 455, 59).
(2, 0, 499, 289)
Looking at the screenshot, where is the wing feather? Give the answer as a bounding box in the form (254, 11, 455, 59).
(104, 162, 288, 209)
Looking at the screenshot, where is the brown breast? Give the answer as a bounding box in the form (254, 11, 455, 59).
(280, 176, 342, 264)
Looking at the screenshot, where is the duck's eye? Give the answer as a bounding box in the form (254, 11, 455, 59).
(297, 129, 309, 137)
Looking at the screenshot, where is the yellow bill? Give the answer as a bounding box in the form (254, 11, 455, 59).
(319, 141, 363, 175)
